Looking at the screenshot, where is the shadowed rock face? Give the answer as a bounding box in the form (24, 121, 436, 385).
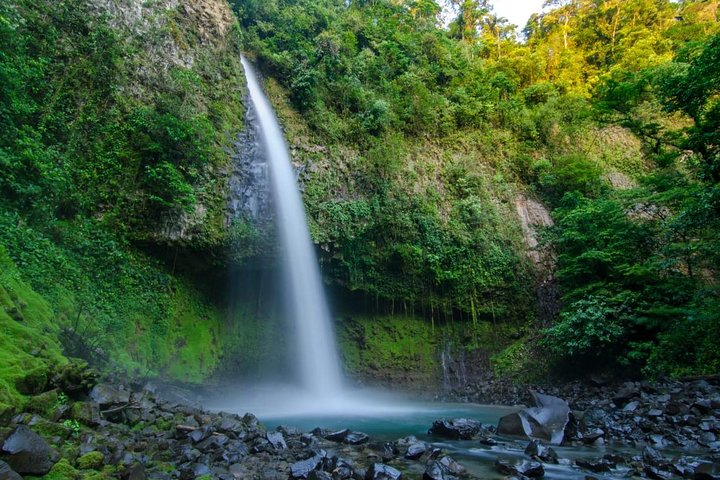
(1, 426, 60, 475)
(497, 392, 570, 445)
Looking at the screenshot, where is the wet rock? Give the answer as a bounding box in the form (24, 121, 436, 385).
(266, 431, 287, 449)
(645, 465, 674, 480)
(192, 463, 211, 476)
(0, 426, 60, 475)
(290, 455, 323, 479)
(423, 456, 464, 480)
(429, 418, 483, 440)
(218, 416, 245, 435)
(642, 446, 664, 464)
(623, 401, 640, 412)
(71, 401, 102, 426)
(344, 432, 369, 445)
(372, 442, 399, 462)
(0, 461, 22, 480)
(576, 458, 615, 473)
(580, 429, 605, 445)
(524, 440, 558, 463)
(495, 459, 544, 478)
(326, 429, 350, 442)
(89, 384, 130, 407)
(188, 427, 211, 444)
(328, 457, 354, 479)
(405, 442, 427, 460)
(366, 463, 402, 480)
(497, 392, 570, 444)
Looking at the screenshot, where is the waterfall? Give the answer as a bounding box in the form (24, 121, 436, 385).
(240, 57, 344, 397)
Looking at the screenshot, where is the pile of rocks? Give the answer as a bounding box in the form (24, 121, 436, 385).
(448, 376, 720, 452)
(0, 382, 473, 479)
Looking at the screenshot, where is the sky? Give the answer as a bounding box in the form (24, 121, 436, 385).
(492, 0, 546, 30)
(440, 0, 547, 32)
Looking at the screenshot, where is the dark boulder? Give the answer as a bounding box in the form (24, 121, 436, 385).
(1, 426, 60, 475)
(428, 418, 483, 440)
(0, 461, 22, 480)
(497, 392, 570, 444)
(366, 463, 402, 480)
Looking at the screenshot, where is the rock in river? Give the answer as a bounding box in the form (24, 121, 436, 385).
(366, 463, 402, 480)
(428, 418, 483, 440)
(497, 392, 570, 445)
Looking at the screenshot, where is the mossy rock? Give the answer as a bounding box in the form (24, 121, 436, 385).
(81, 466, 118, 480)
(15, 367, 49, 395)
(26, 458, 79, 480)
(77, 451, 104, 470)
(25, 389, 59, 416)
(29, 417, 74, 440)
(70, 402, 101, 427)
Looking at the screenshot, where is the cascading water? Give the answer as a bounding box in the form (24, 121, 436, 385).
(240, 57, 344, 397)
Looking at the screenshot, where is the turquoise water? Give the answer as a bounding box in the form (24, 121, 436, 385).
(209, 391, 640, 480)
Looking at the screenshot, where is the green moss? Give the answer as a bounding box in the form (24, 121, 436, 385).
(338, 315, 439, 383)
(80, 466, 118, 480)
(491, 337, 548, 382)
(77, 451, 105, 470)
(31, 458, 79, 480)
(25, 390, 59, 416)
(0, 247, 68, 409)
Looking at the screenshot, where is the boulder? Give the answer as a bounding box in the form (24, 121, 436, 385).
(344, 432, 369, 445)
(366, 463, 402, 480)
(423, 456, 464, 480)
(428, 418, 483, 440)
(71, 401, 102, 426)
(1, 426, 60, 475)
(497, 392, 570, 444)
(290, 455, 323, 479)
(266, 431, 287, 449)
(405, 442, 427, 460)
(0, 461, 22, 480)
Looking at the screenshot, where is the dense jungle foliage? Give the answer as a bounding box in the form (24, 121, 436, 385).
(0, 0, 719, 408)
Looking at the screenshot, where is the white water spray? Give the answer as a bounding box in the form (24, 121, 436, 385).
(240, 57, 343, 397)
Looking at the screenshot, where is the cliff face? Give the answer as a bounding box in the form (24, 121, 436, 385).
(91, 0, 246, 246)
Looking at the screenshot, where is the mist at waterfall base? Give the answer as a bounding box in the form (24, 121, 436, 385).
(214, 57, 410, 419)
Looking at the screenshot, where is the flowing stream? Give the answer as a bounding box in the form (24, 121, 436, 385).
(240, 57, 343, 397)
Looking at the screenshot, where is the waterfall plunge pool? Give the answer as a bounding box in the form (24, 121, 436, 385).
(205, 386, 646, 479)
